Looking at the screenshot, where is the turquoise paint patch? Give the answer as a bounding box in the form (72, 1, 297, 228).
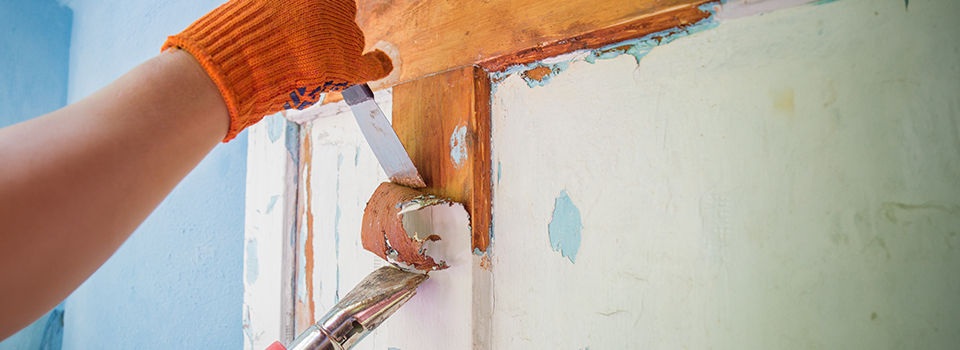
(266, 195, 279, 214)
(267, 114, 284, 142)
(548, 190, 583, 263)
(490, 1, 720, 88)
(496, 161, 502, 184)
(285, 120, 300, 169)
(449, 125, 468, 168)
(245, 239, 259, 284)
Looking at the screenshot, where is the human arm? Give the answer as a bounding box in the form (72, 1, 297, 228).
(0, 49, 228, 338)
(0, 0, 390, 339)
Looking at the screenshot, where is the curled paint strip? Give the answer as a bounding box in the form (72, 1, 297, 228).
(361, 182, 453, 271)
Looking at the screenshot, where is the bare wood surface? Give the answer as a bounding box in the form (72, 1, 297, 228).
(479, 2, 714, 71)
(358, 0, 708, 87)
(392, 66, 492, 252)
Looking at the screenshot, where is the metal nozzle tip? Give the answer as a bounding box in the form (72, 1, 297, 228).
(315, 266, 428, 349)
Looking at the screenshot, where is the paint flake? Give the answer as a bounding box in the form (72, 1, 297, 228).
(361, 182, 460, 271)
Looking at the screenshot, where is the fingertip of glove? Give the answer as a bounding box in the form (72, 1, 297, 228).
(359, 50, 393, 82)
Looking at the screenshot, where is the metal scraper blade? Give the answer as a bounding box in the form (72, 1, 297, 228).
(343, 84, 426, 188)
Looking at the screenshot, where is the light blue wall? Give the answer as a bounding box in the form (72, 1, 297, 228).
(0, 1, 71, 126)
(60, 0, 246, 349)
(0, 1, 71, 348)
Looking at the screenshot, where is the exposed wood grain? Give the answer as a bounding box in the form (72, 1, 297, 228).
(480, 2, 715, 72)
(392, 66, 492, 252)
(356, 0, 707, 87)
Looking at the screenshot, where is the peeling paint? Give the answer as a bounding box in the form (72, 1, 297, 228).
(449, 125, 468, 168)
(362, 183, 456, 271)
(548, 190, 582, 263)
(479, 254, 492, 270)
(285, 120, 300, 164)
(491, 3, 720, 88)
(301, 129, 317, 324)
(246, 238, 259, 285)
(267, 114, 284, 143)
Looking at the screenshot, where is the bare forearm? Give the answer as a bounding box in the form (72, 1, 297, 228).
(0, 50, 228, 337)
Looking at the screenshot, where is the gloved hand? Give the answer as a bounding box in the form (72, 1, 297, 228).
(163, 0, 392, 141)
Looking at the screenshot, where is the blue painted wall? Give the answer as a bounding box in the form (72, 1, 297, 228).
(0, 1, 71, 348)
(0, 0, 253, 348)
(0, 1, 245, 347)
(0, 1, 71, 127)
(60, 0, 246, 348)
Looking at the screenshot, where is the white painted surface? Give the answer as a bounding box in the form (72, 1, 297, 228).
(243, 115, 298, 349)
(491, 0, 959, 349)
(718, 0, 815, 19)
(247, 0, 960, 348)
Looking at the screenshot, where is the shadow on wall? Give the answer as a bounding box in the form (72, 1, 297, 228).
(0, 0, 72, 347)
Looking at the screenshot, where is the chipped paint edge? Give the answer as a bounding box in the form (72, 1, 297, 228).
(488, 0, 840, 89)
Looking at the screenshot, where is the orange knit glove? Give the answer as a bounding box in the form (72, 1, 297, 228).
(163, 0, 392, 142)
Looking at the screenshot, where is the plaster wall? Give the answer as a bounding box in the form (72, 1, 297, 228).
(0, 1, 71, 348)
(490, 0, 960, 348)
(60, 1, 246, 348)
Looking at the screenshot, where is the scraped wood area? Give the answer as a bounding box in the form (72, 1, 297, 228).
(357, 0, 709, 86)
(391, 66, 492, 252)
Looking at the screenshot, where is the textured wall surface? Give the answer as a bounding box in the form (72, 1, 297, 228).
(0, 0, 71, 127)
(60, 0, 246, 348)
(490, 0, 959, 348)
(0, 1, 71, 348)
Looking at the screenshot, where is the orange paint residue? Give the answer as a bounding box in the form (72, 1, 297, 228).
(302, 128, 317, 325)
(479, 254, 492, 271)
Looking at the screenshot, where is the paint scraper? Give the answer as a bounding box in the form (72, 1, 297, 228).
(342, 84, 426, 188)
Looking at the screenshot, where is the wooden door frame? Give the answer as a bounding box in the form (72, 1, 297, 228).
(243, 0, 729, 348)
